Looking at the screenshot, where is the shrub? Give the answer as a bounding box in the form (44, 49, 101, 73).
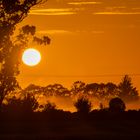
(74, 96, 92, 114)
(109, 97, 126, 112)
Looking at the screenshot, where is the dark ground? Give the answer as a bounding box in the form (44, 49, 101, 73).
(0, 110, 140, 140)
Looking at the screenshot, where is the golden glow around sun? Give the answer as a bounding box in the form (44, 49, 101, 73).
(22, 48, 41, 66)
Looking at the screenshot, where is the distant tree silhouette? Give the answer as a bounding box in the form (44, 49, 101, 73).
(2, 94, 38, 113)
(71, 81, 86, 96)
(84, 83, 99, 97)
(43, 84, 70, 97)
(84, 82, 118, 100)
(96, 83, 105, 99)
(21, 84, 70, 99)
(118, 75, 139, 102)
(0, 0, 49, 109)
(42, 84, 55, 96)
(22, 84, 42, 95)
(109, 97, 126, 112)
(105, 82, 118, 98)
(74, 96, 92, 114)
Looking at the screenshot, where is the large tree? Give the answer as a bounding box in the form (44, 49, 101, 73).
(0, 0, 49, 109)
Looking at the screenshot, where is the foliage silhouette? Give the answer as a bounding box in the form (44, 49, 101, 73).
(0, 0, 49, 109)
(74, 96, 92, 114)
(84, 82, 118, 100)
(44, 84, 70, 97)
(118, 75, 139, 101)
(84, 83, 99, 97)
(21, 84, 42, 95)
(71, 81, 86, 96)
(109, 97, 126, 112)
(2, 94, 38, 113)
(19, 75, 139, 104)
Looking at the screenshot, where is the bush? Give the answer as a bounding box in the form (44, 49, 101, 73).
(74, 96, 92, 114)
(109, 97, 126, 112)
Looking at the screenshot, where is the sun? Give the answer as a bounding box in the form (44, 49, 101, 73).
(22, 48, 41, 66)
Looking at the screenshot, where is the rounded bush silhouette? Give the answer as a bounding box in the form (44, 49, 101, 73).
(109, 97, 126, 112)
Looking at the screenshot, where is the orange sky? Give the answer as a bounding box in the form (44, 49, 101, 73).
(17, 0, 140, 91)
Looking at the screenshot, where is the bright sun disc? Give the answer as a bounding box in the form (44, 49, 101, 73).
(22, 48, 41, 66)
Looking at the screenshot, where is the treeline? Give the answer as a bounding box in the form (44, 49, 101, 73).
(15, 75, 139, 102)
(1, 75, 140, 112)
(1, 94, 140, 119)
(1, 75, 139, 113)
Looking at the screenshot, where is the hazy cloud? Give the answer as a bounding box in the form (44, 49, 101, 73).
(37, 30, 104, 35)
(68, 1, 102, 5)
(37, 30, 74, 35)
(94, 12, 140, 15)
(30, 8, 76, 15)
(32, 0, 140, 16)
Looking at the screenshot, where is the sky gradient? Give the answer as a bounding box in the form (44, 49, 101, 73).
(17, 0, 140, 91)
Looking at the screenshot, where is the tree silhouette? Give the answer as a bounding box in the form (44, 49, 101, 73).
(2, 94, 38, 113)
(105, 82, 118, 99)
(43, 84, 70, 97)
(118, 75, 139, 102)
(71, 81, 86, 97)
(84, 82, 118, 100)
(84, 83, 99, 97)
(22, 84, 42, 95)
(109, 97, 126, 112)
(74, 96, 92, 114)
(0, 0, 49, 109)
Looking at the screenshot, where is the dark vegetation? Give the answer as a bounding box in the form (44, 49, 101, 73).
(20, 75, 139, 102)
(1, 80, 140, 140)
(0, 95, 140, 140)
(0, 0, 140, 139)
(0, 0, 50, 110)
(74, 96, 92, 114)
